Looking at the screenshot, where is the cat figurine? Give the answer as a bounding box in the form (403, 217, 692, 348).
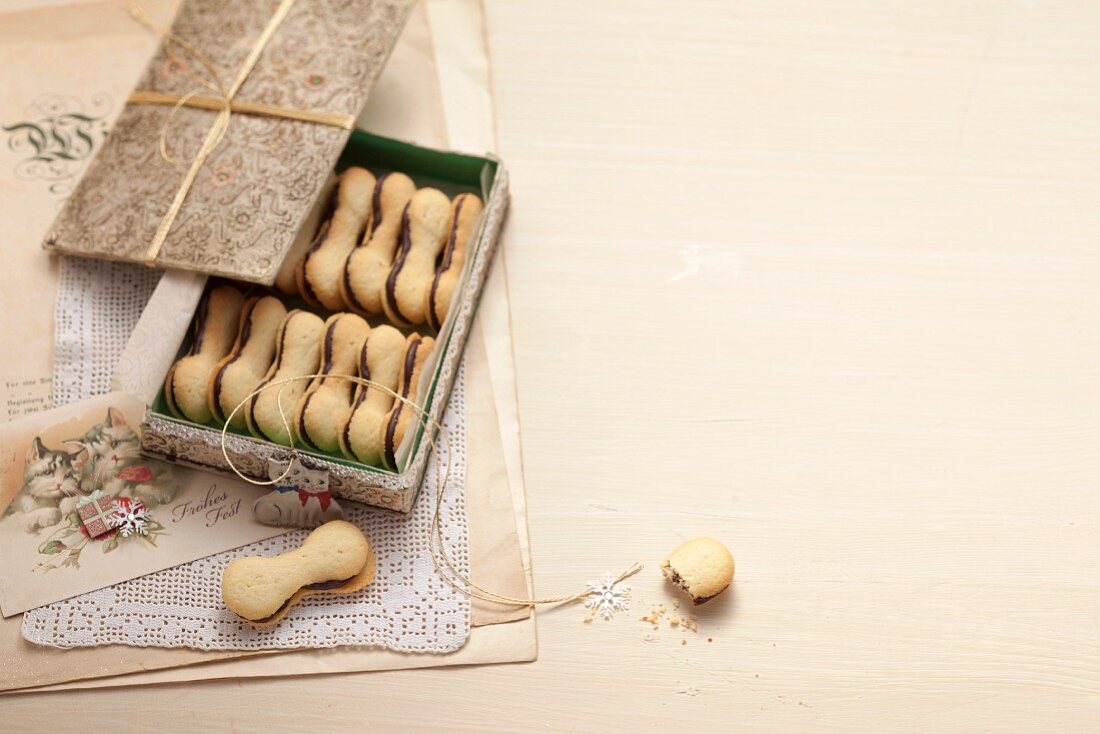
(70, 408, 181, 507)
(3, 437, 87, 533)
(252, 458, 343, 528)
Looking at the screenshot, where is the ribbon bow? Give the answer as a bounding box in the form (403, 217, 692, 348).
(76, 489, 105, 508)
(125, 0, 356, 265)
(274, 483, 333, 512)
(299, 487, 333, 512)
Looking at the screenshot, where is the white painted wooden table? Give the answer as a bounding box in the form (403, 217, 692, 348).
(7, 1, 1099, 730)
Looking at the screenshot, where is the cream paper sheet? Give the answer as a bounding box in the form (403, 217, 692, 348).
(0, 0, 171, 421)
(0, 0, 534, 693)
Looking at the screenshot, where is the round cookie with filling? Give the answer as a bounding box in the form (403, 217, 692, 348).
(660, 536, 734, 605)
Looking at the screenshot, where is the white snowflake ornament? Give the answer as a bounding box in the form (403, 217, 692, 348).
(583, 572, 631, 620)
(111, 498, 151, 537)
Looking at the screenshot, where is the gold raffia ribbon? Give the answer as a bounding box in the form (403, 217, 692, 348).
(219, 374, 644, 608)
(125, 1, 356, 267)
(127, 91, 358, 129)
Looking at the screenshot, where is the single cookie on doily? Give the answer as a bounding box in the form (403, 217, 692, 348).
(222, 520, 375, 625)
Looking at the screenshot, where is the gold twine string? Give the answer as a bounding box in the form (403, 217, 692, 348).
(219, 374, 643, 608)
(128, 91, 360, 129)
(125, 1, 356, 266)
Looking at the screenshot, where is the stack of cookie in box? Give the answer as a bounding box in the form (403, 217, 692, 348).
(164, 166, 483, 470)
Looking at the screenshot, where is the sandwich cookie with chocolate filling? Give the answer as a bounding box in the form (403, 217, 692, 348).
(381, 188, 451, 326)
(246, 310, 325, 446)
(379, 333, 435, 470)
(661, 537, 735, 605)
(222, 520, 375, 625)
(425, 192, 483, 331)
(340, 172, 417, 315)
(338, 324, 406, 465)
(295, 167, 375, 311)
(164, 284, 245, 425)
(207, 295, 288, 429)
(292, 313, 370, 454)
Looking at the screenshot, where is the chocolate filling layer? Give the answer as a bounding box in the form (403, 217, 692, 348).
(383, 204, 415, 323)
(427, 195, 468, 330)
(692, 587, 727, 605)
(665, 566, 727, 605)
(383, 337, 420, 468)
(164, 366, 180, 416)
(370, 172, 390, 233)
(341, 250, 368, 313)
(210, 299, 257, 423)
(296, 323, 338, 450)
(189, 289, 212, 355)
(342, 174, 393, 314)
(251, 574, 358, 623)
(298, 186, 341, 305)
(341, 345, 373, 452)
(298, 220, 331, 305)
(249, 316, 293, 443)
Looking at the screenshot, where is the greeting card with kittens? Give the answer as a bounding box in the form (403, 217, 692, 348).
(0, 392, 288, 616)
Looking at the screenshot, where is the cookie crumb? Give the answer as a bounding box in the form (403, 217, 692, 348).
(681, 639, 687, 646)
(707, 637, 713, 642)
(669, 616, 680, 627)
(640, 603, 670, 630)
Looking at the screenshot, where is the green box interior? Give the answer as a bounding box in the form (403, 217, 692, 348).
(149, 129, 499, 477)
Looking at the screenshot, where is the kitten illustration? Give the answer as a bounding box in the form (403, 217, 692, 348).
(70, 408, 181, 507)
(3, 437, 87, 533)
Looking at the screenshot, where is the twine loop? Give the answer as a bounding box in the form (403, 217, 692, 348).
(219, 374, 643, 608)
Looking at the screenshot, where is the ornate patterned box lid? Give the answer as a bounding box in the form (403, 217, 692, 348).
(42, 0, 415, 284)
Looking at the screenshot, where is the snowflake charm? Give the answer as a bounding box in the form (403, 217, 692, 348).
(110, 498, 152, 537)
(583, 573, 631, 620)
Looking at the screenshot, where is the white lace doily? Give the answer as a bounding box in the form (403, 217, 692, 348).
(52, 257, 161, 406)
(34, 256, 471, 652)
(24, 373, 469, 651)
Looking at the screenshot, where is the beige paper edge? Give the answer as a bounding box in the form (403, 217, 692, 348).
(427, 0, 532, 590)
(20, 615, 536, 692)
